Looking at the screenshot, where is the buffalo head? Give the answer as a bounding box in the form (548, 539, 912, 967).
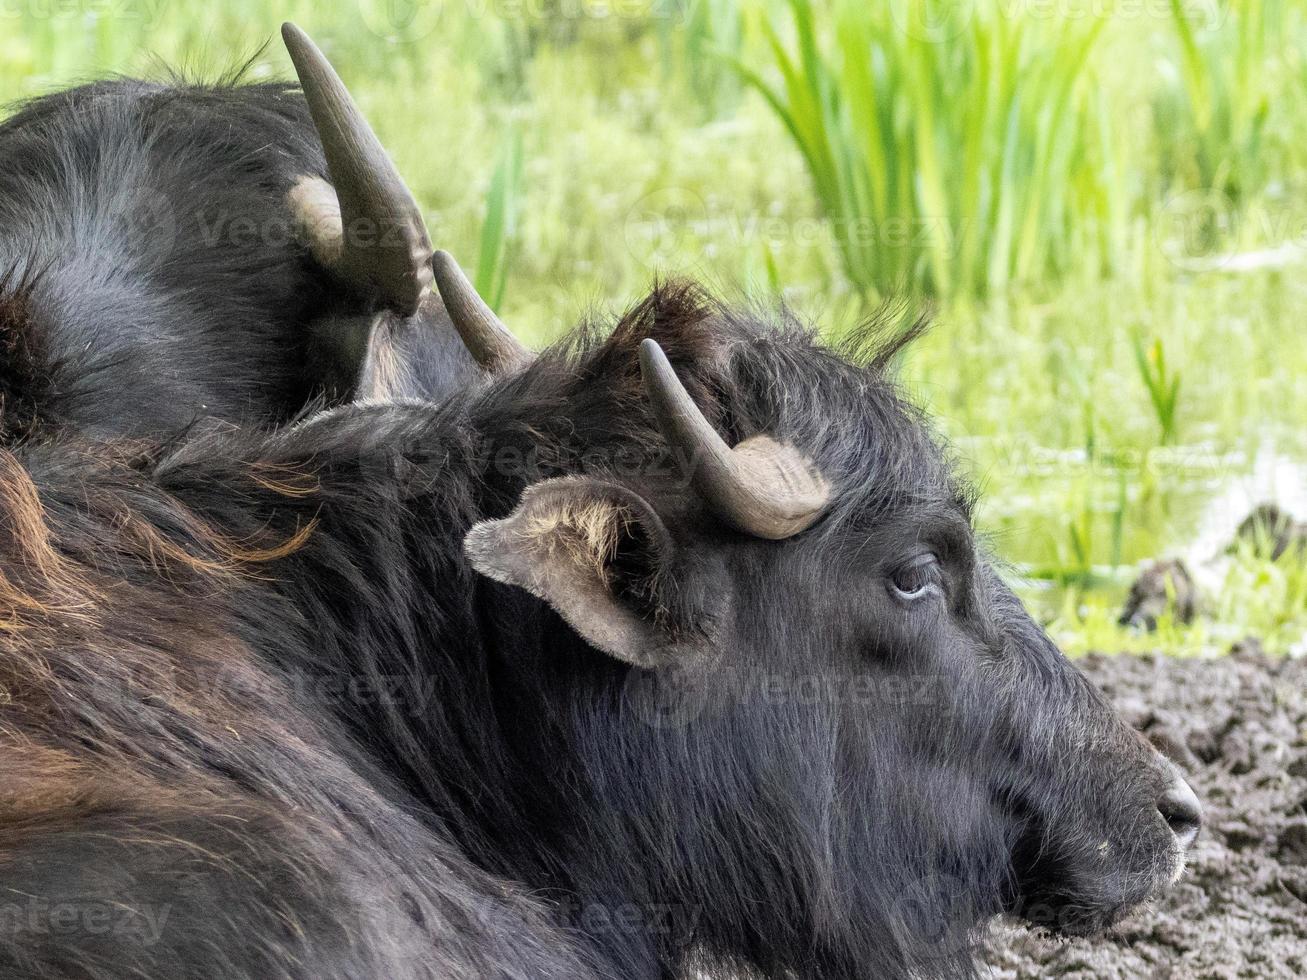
(452, 289, 1201, 977)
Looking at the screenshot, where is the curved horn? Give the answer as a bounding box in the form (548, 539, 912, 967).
(431, 250, 532, 373)
(282, 23, 432, 316)
(638, 339, 829, 540)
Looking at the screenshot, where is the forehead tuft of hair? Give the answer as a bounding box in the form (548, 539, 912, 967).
(837, 297, 935, 371)
(483, 281, 967, 530)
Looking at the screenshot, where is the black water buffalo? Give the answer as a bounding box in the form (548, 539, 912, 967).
(0, 25, 476, 443)
(0, 26, 1201, 980)
(0, 287, 1202, 977)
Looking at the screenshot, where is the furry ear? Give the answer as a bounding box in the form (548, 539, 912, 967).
(465, 477, 695, 668)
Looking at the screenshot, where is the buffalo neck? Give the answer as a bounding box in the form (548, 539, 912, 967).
(160, 399, 992, 980)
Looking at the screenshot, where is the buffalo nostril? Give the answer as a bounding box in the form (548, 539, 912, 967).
(1158, 777, 1202, 848)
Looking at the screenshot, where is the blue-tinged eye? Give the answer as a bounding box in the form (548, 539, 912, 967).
(890, 554, 941, 601)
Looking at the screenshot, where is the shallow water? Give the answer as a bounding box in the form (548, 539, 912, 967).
(890, 268, 1307, 628)
(969, 438, 1307, 618)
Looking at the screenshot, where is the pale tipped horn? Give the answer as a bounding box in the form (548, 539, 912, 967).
(638, 339, 829, 540)
(282, 22, 432, 316)
(431, 250, 531, 373)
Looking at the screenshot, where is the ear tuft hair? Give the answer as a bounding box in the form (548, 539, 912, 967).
(465, 477, 703, 668)
(521, 496, 628, 585)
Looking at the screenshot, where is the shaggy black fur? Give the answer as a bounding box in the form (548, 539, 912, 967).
(0, 76, 475, 442)
(0, 283, 1190, 979)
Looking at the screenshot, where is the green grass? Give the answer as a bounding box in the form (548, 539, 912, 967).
(2, 0, 1305, 655)
(1154, 0, 1281, 204)
(1132, 335, 1183, 446)
(732, 0, 1121, 298)
(474, 127, 525, 314)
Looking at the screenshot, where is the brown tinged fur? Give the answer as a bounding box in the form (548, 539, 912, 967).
(0, 281, 1194, 980)
(0, 428, 604, 979)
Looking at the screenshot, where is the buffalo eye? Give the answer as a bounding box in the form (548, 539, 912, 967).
(889, 554, 942, 602)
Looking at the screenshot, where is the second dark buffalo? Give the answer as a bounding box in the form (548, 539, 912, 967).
(0, 26, 478, 445)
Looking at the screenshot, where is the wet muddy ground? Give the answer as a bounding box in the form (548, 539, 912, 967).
(985, 644, 1307, 978)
